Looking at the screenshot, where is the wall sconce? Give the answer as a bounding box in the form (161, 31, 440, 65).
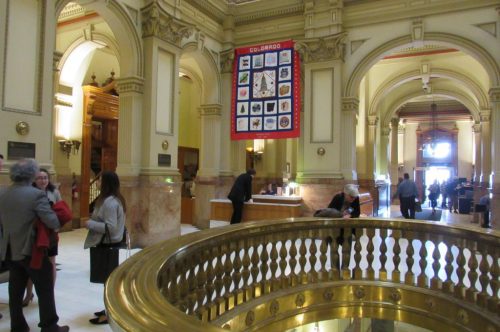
(59, 139, 81, 158)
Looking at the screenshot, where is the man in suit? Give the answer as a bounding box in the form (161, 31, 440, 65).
(0, 159, 69, 332)
(228, 169, 256, 224)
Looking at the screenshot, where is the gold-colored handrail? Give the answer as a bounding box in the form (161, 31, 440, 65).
(105, 218, 499, 332)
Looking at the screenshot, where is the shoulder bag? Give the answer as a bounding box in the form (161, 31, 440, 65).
(89, 225, 120, 284)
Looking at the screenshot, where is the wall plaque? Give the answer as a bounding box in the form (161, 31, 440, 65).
(8, 141, 36, 160)
(158, 154, 171, 167)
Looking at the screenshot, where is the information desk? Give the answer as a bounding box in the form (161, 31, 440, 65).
(210, 195, 302, 222)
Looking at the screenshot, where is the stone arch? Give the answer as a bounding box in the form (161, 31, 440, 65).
(381, 88, 480, 129)
(345, 33, 500, 99)
(180, 42, 221, 105)
(55, 0, 143, 77)
(57, 33, 120, 79)
(369, 68, 488, 122)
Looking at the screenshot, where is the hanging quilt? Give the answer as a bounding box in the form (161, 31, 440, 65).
(231, 40, 300, 140)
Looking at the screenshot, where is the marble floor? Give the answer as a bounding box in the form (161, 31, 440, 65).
(0, 205, 490, 332)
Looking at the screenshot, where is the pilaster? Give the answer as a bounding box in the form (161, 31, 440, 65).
(366, 115, 378, 181)
(380, 126, 390, 178)
(480, 109, 492, 186)
(341, 97, 359, 180)
(488, 86, 500, 228)
(390, 118, 399, 187)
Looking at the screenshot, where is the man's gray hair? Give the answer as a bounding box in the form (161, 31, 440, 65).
(10, 158, 39, 183)
(344, 184, 360, 198)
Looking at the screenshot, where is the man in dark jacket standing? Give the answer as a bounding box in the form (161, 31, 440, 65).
(228, 169, 256, 224)
(0, 159, 70, 332)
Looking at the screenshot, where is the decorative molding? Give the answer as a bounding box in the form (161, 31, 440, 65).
(411, 18, 424, 46)
(367, 115, 378, 127)
(199, 103, 222, 116)
(53, 51, 63, 72)
(342, 96, 359, 113)
(474, 22, 497, 37)
(480, 109, 491, 122)
(350, 39, 368, 55)
(125, 4, 139, 27)
(141, 2, 195, 46)
(472, 123, 481, 133)
(381, 127, 390, 136)
(116, 76, 144, 94)
(235, 4, 305, 25)
(489, 86, 500, 103)
(296, 33, 347, 63)
(183, 0, 227, 24)
(220, 48, 234, 73)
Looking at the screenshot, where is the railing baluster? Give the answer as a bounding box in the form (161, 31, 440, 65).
(298, 237, 308, 284)
(319, 237, 329, 281)
(353, 233, 362, 280)
(250, 242, 261, 297)
(443, 241, 454, 294)
(405, 235, 415, 285)
(232, 240, 243, 305)
(379, 229, 388, 281)
(431, 238, 442, 290)
(392, 230, 402, 283)
(187, 256, 198, 314)
(195, 250, 208, 319)
(329, 231, 341, 281)
(241, 240, 251, 302)
(223, 243, 235, 310)
(366, 228, 375, 280)
(487, 250, 499, 312)
(477, 248, 490, 307)
(289, 237, 298, 286)
(466, 242, 479, 303)
(454, 244, 466, 300)
(417, 237, 428, 287)
(279, 239, 289, 288)
(270, 240, 280, 291)
(341, 229, 353, 280)
(308, 235, 318, 283)
(260, 241, 270, 294)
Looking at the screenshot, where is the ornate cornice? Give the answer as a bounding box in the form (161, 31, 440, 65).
(296, 33, 347, 63)
(220, 49, 235, 74)
(234, 4, 304, 25)
(141, 2, 195, 46)
(199, 104, 222, 116)
(116, 76, 144, 95)
(184, 0, 227, 23)
(489, 86, 500, 103)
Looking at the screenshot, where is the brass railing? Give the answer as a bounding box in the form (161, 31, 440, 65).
(105, 218, 499, 332)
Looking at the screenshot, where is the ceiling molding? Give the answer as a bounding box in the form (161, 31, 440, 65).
(234, 4, 305, 25)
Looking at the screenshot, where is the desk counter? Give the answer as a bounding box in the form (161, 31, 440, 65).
(210, 196, 302, 222)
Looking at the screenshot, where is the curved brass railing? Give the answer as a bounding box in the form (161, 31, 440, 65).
(105, 218, 499, 332)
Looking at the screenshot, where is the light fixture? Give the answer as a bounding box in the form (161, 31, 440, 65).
(59, 139, 81, 158)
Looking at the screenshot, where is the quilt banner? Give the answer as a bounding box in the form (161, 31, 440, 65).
(231, 40, 300, 140)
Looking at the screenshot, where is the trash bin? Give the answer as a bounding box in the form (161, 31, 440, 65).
(458, 197, 472, 214)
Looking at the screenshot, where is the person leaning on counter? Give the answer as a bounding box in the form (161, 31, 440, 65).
(227, 169, 256, 224)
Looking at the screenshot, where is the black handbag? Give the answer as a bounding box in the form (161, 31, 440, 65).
(89, 226, 121, 284)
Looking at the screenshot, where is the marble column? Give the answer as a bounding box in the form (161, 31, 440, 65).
(390, 118, 399, 195)
(480, 110, 492, 186)
(341, 97, 359, 180)
(295, 34, 351, 215)
(195, 104, 222, 229)
(380, 127, 390, 178)
(125, 3, 195, 247)
(472, 123, 484, 204)
(488, 87, 500, 227)
(366, 115, 378, 181)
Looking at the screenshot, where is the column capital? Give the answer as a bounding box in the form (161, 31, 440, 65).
(141, 2, 195, 46)
(53, 51, 63, 71)
(220, 49, 234, 74)
(116, 76, 144, 94)
(398, 124, 405, 134)
(341, 96, 359, 112)
(472, 123, 481, 133)
(489, 86, 500, 103)
(381, 127, 390, 136)
(296, 32, 347, 63)
(480, 109, 491, 122)
(199, 104, 222, 116)
(368, 115, 378, 126)
(390, 117, 399, 128)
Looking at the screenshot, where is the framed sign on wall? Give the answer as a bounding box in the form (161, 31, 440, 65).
(231, 40, 301, 140)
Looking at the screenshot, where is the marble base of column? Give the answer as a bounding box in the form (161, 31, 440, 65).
(194, 175, 234, 229)
(121, 174, 182, 248)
